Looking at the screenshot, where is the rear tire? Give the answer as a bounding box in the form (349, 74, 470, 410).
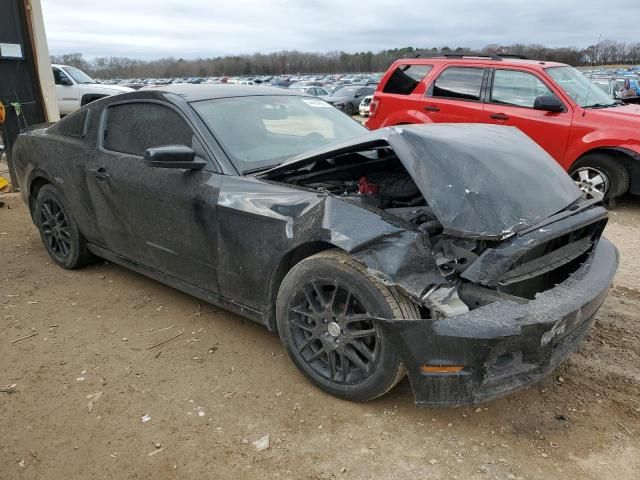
(276, 249, 419, 402)
(35, 184, 94, 269)
(570, 153, 630, 200)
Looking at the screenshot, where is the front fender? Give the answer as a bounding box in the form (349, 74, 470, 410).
(217, 176, 444, 317)
(565, 134, 640, 194)
(566, 130, 640, 167)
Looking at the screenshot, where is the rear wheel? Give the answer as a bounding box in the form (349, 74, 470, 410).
(570, 153, 630, 200)
(35, 184, 94, 269)
(276, 250, 419, 401)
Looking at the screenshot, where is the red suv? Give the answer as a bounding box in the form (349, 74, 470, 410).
(366, 54, 640, 200)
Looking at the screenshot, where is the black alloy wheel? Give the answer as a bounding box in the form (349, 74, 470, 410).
(276, 250, 420, 401)
(287, 279, 380, 385)
(39, 197, 72, 262)
(34, 184, 94, 269)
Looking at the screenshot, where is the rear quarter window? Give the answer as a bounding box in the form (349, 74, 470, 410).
(48, 109, 90, 138)
(382, 64, 433, 95)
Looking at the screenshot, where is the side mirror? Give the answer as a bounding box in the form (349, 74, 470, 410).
(533, 95, 564, 112)
(144, 145, 206, 170)
(60, 77, 73, 86)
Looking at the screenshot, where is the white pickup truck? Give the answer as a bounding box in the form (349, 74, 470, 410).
(52, 64, 133, 115)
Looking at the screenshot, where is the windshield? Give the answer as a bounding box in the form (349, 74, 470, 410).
(593, 82, 609, 93)
(64, 66, 96, 84)
(546, 66, 616, 107)
(192, 95, 366, 173)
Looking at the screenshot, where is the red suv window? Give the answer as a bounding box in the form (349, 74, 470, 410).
(382, 64, 433, 95)
(490, 69, 560, 108)
(428, 66, 486, 101)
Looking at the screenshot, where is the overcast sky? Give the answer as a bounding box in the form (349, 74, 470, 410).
(41, 0, 640, 59)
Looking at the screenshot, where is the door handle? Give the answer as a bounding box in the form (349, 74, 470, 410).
(90, 167, 110, 181)
(490, 113, 509, 121)
(424, 105, 440, 112)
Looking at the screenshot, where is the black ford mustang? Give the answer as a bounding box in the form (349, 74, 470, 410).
(13, 85, 618, 406)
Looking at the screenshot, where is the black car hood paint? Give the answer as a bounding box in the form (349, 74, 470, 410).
(263, 124, 582, 240)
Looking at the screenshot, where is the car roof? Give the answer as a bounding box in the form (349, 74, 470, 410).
(138, 84, 300, 102)
(395, 57, 568, 69)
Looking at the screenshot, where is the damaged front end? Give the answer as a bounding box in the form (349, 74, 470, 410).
(261, 124, 618, 405)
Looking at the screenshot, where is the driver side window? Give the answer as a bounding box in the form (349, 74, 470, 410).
(102, 102, 194, 156)
(52, 67, 70, 86)
(491, 69, 559, 108)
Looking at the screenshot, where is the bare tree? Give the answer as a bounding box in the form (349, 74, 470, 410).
(51, 40, 639, 80)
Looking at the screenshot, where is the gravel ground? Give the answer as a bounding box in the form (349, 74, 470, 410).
(1, 193, 639, 480)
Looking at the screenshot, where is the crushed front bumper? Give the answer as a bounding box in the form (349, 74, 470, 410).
(377, 237, 619, 407)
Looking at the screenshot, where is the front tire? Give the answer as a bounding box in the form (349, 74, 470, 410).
(570, 153, 630, 200)
(34, 184, 94, 269)
(276, 250, 419, 402)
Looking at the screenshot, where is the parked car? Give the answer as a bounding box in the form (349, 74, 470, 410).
(12, 85, 618, 406)
(322, 85, 342, 95)
(269, 80, 292, 88)
(52, 64, 133, 115)
(367, 55, 640, 199)
(359, 95, 373, 116)
(590, 76, 640, 103)
(291, 86, 331, 99)
(611, 77, 640, 102)
(326, 86, 376, 115)
(289, 81, 324, 88)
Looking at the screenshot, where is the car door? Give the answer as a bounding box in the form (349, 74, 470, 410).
(422, 66, 488, 123)
(484, 68, 572, 161)
(85, 100, 221, 292)
(52, 67, 79, 115)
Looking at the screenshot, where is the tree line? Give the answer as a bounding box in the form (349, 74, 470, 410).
(51, 40, 640, 79)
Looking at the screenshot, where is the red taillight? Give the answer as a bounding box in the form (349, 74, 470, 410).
(369, 97, 380, 118)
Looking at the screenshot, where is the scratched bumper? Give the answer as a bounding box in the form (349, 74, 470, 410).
(377, 237, 618, 407)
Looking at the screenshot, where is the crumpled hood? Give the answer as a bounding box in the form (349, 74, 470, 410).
(263, 124, 582, 240)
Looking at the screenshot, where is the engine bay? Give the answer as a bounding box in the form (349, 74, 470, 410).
(268, 148, 443, 230)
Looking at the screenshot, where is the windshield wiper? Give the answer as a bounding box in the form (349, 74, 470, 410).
(242, 164, 281, 175)
(584, 103, 618, 109)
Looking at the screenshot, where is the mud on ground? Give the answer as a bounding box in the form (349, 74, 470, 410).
(1, 195, 639, 479)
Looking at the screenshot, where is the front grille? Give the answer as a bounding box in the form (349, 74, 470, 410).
(498, 218, 607, 299)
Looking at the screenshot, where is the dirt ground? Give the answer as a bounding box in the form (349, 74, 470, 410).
(1, 192, 639, 480)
